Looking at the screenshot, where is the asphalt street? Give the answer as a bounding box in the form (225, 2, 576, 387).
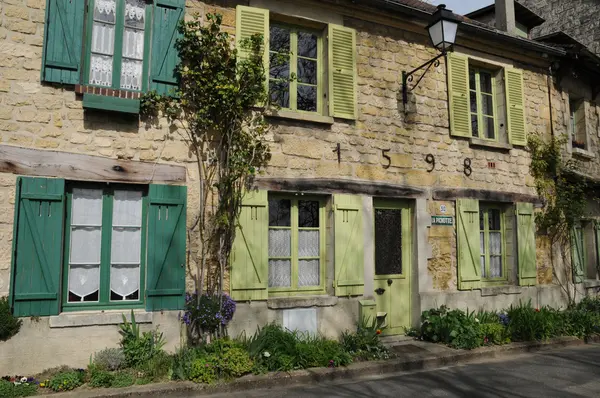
(201, 344, 600, 398)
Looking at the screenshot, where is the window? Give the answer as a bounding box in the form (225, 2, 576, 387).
(9, 177, 187, 317)
(64, 185, 145, 307)
(469, 67, 497, 140)
(479, 206, 505, 281)
(87, 0, 149, 91)
(569, 97, 587, 150)
(268, 196, 325, 293)
(269, 24, 322, 113)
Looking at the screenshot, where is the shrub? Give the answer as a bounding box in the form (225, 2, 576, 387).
(141, 351, 173, 381)
(183, 293, 237, 339)
(48, 370, 83, 392)
(480, 323, 510, 345)
(189, 356, 218, 384)
(171, 346, 204, 381)
(564, 308, 600, 338)
(0, 379, 37, 398)
(476, 310, 500, 324)
(119, 310, 166, 368)
(420, 306, 483, 350)
(575, 296, 600, 313)
(0, 296, 22, 342)
(88, 367, 114, 388)
(111, 371, 135, 388)
(297, 336, 352, 368)
(93, 348, 125, 371)
(341, 317, 389, 360)
(506, 301, 565, 341)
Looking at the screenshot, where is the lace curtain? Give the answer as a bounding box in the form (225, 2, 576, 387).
(267, 229, 320, 288)
(121, 0, 146, 90)
(110, 190, 142, 300)
(298, 230, 319, 286)
(68, 189, 103, 301)
(90, 0, 116, 87)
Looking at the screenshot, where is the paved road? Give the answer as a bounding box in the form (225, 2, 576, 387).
(202, 345, 600, 398)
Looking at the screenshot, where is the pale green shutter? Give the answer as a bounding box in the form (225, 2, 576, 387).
(235, 5, 269, 89)
(516, 203, 537, 286)
(447, 52, 471, 137)
(595, 222, 600, 277)
(231, 190, 268, 301)
(334, 194, 364, 296)
(328, 25, 357, 120)
(41, 0, 86, 84)
(505, 68, 527, 146)
(457, 199, 481, 290)
(571, 225, 585, 284)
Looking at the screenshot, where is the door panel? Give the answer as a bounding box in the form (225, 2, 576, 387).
(373, 202, 411, 335)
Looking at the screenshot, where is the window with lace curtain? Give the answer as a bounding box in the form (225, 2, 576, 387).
(268, 196, 326, 295)
(87, 0, 149, 92)
(63, 183, 147, 310)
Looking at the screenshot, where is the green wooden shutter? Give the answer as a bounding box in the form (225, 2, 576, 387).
(230, 190, 268, 301)
(516, 203, 537, 286)
(457, 198, 481, 290)
(146, 184, 187, 311)
(10, 177, 65, 317)
(235, 5, 269, 92)
(447, 52, 471, 137)
(505, 68, 527, 146)
(595, 221, 600, 278)
(150, 0, 186, 95)
(571, 225, 585, 284)
(334, 194, 364, 296)
(328, 25, 357, 120)
(41, 0, 85, 84)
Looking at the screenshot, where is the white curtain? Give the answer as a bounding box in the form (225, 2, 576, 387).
(110, 190, 142, 299)
(298, 230, 319, 286)
(121, 0, 146, 90)
(269, 260, 291, 288)
(90, 0, 116, 87)
(68, 189, 103, 301)
(268, 229, 291, 287)
(489, 232, 502, 278)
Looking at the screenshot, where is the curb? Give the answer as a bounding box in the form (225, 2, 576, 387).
(41, 337, 588, 398)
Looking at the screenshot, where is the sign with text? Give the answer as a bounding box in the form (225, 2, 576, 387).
(432, 216, 454, 226)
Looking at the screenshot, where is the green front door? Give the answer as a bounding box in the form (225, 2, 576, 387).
(373, 200, 411, 335)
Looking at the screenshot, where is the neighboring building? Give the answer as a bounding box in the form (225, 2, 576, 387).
(0, 0, 598, 374)
(519, 0, 600, 56)
(466, 0, 546, 39)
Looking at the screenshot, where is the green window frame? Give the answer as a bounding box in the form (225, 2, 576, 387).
(469, 67, 498, 141)
(267, 195, 326, 296)
(62, 183, 148, 312)
(84, 0, 152, 93)
(479, 205, 507, 283)
(268, 23, 324, 115)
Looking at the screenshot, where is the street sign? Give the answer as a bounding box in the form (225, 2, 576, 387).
(432, 216, 454, 226)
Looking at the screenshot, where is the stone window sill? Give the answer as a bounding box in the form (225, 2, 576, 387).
(572, 147, 596, 160)
(49, 309, 152, 328)
(583, 279, 600, 289)
(265, 109, 334, 125)
(267, 295, 338, 309)
(480, 285, 523, 297)
(469, 138, 512, 151)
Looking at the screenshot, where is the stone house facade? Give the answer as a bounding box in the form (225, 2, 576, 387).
(0, 0, 597, 374)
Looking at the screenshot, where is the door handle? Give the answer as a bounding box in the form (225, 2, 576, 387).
(387, 279, 393, 286)
(375, 288, 385, 295)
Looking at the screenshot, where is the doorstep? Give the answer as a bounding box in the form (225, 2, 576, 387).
(41, 336, 588, 398)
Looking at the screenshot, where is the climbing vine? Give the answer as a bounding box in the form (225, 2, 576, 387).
(527, 134, 588, 304)
(141, 13, 271, 337)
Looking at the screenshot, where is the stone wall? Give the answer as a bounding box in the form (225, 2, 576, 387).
(519, 0, 600, 56)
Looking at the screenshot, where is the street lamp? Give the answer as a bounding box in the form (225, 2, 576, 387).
(402, 4, 461, 109)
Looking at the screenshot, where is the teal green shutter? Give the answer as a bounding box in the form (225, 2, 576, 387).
(457, 199, 481, 290)
(230, 190, 268, 301)
(150, 0, 185, 95)
(10, 177, 65, 317)
(41, 0, 85, 84)
(516, 203, 537, 286)
(571, 225, 585, 284)
(334, 194, 364, 296)
(146, 184, 187, 311)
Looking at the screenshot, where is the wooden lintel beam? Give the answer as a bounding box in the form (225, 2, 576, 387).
(433, 188, 541, 205)
(0, 145, 186, 184)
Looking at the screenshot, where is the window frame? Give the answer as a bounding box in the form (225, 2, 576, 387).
(83, 0, 153, 93)
(479, 204, 507, 284)
(268, 22, 324, 116)
(61, 182, 148, 312)
(469, 66, 499, 142)
(569, 97, 586, 150)
(267, 194, 326, 296)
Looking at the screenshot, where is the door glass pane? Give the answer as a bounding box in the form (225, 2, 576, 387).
(268, 259, 291, 287)
(489, 209, 501, 230)
(298, 230, 319, 257)
(68, 189, 103, 302)
(298, 200, 319, 227)
(269, 199, 291, 226)
(374, 209, 402, 275)
(489, 232, 502, 255)
(110, 190, 142, 301)
(298, 259, 319, 287)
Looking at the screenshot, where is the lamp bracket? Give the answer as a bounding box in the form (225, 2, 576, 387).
(402, 51, 446, 112)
